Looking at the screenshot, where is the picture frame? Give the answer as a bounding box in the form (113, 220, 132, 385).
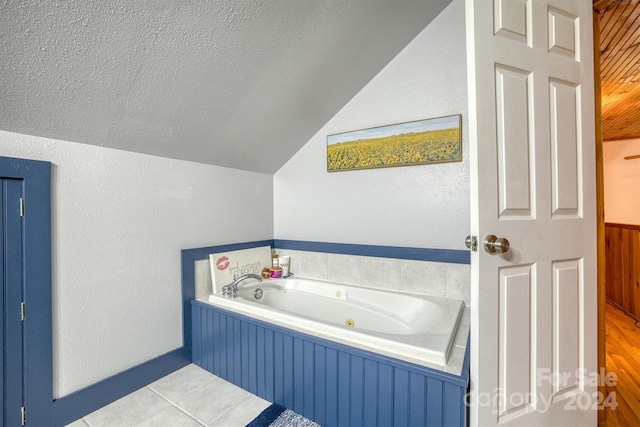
(326, 114, 462, 172)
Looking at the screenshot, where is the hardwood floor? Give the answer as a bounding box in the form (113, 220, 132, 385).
(605, 302, 640, 426)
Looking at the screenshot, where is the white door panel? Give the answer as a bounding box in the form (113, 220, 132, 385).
(467, 0, 597, 425)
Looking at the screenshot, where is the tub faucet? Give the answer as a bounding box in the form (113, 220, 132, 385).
(222, 274, 262, 298)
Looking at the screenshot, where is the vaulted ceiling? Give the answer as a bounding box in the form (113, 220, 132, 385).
(0, 0, 452, 173)
(596, 0, 640, 141)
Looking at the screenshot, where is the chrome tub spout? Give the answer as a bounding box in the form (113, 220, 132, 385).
(221, 274, 263, 298)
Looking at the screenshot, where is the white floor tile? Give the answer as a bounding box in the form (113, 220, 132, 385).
(83, 387, 170, 427)
(66, 366, 271, 427)
(175, 376, 253, 425)
(137, 405, 204, 427)
(238, 393, 271, 415)
(65, 418, 89, 427)
(208, 394, 271, 427)
(148, 364, 217, 403)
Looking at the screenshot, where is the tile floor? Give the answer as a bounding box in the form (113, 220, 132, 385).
(66, 364, 271, 427)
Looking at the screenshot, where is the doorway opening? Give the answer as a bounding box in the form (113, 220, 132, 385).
(594, 2, 640, 425)
(0, 156, 52, 426)
(1, 178, 25, 426)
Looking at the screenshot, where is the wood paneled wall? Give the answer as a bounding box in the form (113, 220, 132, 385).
(605, 223, 640, 318)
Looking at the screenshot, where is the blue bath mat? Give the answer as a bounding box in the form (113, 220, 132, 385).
(246, 403, 320, 427)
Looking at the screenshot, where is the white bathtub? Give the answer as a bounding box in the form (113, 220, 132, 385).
(205, 277, 464, 367)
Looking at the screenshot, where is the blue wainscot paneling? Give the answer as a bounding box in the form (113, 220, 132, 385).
(192, 300, 469, 427)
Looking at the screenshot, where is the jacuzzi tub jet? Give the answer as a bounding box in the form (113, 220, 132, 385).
(345, 318, 355, 327)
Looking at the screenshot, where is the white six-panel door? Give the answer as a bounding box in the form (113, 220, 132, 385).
(466, 0, 597, 425)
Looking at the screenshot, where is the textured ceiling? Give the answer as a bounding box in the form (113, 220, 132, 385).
(0, 0, 452, 173)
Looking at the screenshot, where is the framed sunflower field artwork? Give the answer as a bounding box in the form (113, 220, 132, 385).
(326, 114, 461, 172)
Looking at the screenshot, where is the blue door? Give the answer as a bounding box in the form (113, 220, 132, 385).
(1, 178, 24, 426)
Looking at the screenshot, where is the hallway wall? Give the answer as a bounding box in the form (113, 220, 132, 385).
(603, 138, 640, 225)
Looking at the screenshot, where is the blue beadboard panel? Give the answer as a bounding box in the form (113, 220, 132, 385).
(192, 301, 468, 427)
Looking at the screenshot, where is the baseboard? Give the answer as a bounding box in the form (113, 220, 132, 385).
(52, 347, 191, 426)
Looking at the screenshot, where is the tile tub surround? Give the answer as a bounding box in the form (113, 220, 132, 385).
(194, 248, 471, 306)
(66, 364, 271, 427)
(275, 249, 471, 306)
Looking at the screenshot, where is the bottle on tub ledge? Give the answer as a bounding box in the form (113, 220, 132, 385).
(279, 255, 290, 277)
(270, 253, 282, 278)
(268, 253, 291, 278)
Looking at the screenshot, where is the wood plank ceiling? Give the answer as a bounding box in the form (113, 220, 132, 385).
(596, 0, 640, 141)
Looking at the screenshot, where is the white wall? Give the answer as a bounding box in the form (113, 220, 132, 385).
(274, 0, 468, 250)
(0, 130, 273, 398)
(603, 138, 640, 225)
